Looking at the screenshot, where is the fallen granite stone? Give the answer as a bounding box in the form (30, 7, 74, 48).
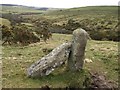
(27, 42, 71, 77)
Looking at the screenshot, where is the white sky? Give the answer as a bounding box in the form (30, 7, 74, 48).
(0, 0, 119, 8)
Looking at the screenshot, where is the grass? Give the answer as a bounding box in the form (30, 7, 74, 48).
(0, 18, 11, 27)
(85, 40, 118, 82)
(2, 33, 118, 88)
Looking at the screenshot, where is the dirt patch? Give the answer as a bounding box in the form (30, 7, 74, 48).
(88, 72, 118, 89)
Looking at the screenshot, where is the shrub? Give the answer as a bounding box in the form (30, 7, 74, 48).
(34, 20, 52, 43)
(65, 19, 80, 31)
(1, 25, 14, 45)
(11, 24, 40, 45)
(2, 13, 23, 25)
(1, 24, 40, 45)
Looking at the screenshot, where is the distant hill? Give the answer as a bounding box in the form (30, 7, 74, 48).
(0, 4, 45, 14)
(0, 4, 50, 11)
(0, 4, 59, 14)
(46, 6, 118, 22)
(47, 6, 118, 14)
(0, 4, 23, 6)
(71, 6, 118, 13)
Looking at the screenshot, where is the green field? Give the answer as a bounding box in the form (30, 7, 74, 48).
(2, 34, 118, 88)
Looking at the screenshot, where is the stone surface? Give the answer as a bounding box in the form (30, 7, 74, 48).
(27, 42, 71, 77)
(68, 28, 89, 71)
(27, 28, 90, 77)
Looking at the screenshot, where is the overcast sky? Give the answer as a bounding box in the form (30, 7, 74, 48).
(1, 0, 119, 8)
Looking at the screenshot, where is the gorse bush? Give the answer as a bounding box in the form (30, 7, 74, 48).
(62, 18, 119, 41)
(1, 24, 14, 45)
(1, 13, 24, 25)
(1, 21, 52, 45)
(65, 19, 80, 31)
(33, 20, 52, 43)
(80, 18, 119, 41)
(1, 24, 40, 45)
(11, 24, 40, 45)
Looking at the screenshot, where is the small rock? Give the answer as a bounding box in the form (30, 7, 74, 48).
(8, 57, 11, 59)
(41, 85, 50, 90)
(17, 53, 22, 56)
(85, 58, 93, 63)
(90, 48, 95, 51)
(13, 57, 17, 60)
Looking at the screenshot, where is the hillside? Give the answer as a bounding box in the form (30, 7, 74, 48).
(0, 4, 46, 14)
(1, 5, 119, 41)
(41, 6, 119, 41)
(44, 6, 118, 21)
(49, 6, 118, 15)
(0, 4, 61, 14)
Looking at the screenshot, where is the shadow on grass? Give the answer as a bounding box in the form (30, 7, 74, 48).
(26, 69, 91, 88)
